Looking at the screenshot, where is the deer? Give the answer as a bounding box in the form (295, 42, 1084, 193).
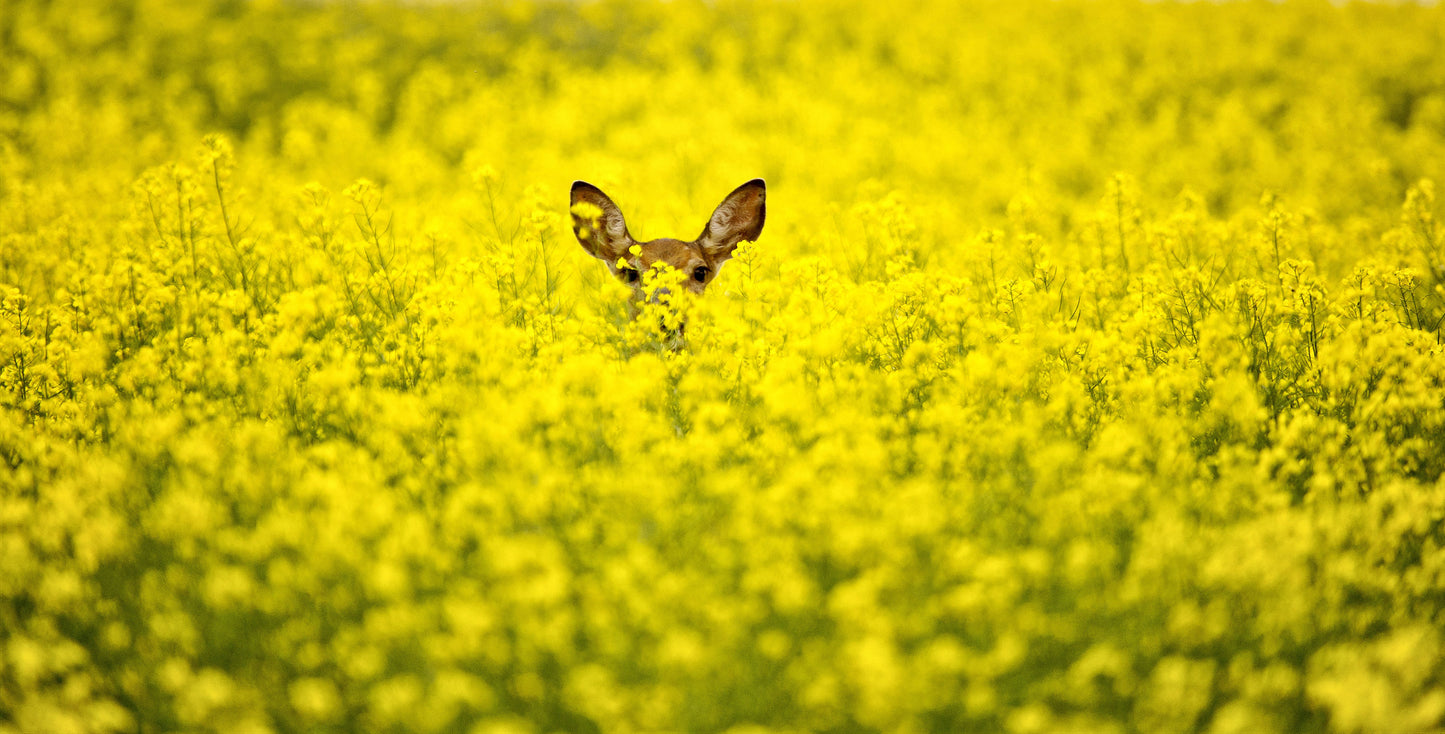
(569, 179, 766, 303)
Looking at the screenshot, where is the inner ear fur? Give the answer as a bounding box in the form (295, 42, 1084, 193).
(571, 181, 634, 262)
(699, 179, 766, 263)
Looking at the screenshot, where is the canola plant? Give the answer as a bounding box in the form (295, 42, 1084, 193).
(3, 0, 1445, 732)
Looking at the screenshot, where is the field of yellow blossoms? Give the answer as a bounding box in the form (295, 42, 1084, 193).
(4, 0, 1445, 732)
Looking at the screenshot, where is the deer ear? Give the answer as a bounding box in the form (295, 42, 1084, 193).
(571, 181, 634, 262)
(698, 179, 765, 263)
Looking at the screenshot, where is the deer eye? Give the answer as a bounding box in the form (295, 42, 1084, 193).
(692, 266, 708, 283)
(620, 268, 640, 283)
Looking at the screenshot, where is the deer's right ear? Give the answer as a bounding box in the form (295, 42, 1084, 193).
(571, 181, 634, 262)
(698, 179, 766, 264)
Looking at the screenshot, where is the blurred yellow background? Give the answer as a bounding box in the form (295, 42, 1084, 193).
(3, 1, 1445, 732)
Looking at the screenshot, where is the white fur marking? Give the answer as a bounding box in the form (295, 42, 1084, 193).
(710, 201, 738, 235)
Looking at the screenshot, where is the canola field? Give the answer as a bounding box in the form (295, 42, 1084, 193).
(4, 0, 1445, 732)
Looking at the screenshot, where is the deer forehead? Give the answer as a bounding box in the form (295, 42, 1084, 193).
(633, 239, 707, 269)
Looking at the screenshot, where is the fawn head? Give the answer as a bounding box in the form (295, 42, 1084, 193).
(570, 179, 766, 299)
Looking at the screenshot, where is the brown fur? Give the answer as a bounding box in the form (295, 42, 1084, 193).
(571, 179, 766, 296)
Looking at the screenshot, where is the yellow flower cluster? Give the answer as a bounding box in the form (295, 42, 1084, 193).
(3, 0, 1445, 732)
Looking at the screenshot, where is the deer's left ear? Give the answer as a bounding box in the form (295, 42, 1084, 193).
(571, 181, 635, 263)
(698, 179, 765, 263)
